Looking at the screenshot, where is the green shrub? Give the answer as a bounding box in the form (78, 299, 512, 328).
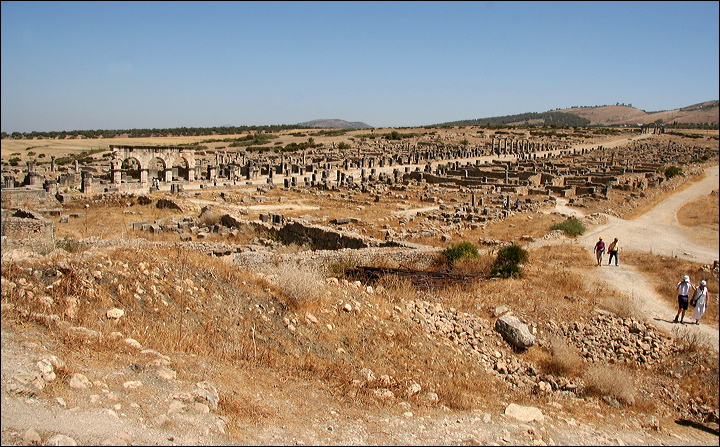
(550, 217, 586, 237)
(490, 244, 528, 278)
(441, 241, 479, 266)
(494, 244, 528, 266)
(663, 166, 683, 179)
(490, 262, 523, 278)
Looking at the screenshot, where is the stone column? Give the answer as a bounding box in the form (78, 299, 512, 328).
(81, 172, 92, 193)
(111, 161, 121, 184)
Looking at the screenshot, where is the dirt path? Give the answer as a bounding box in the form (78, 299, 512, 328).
(534, 165, 719, 351)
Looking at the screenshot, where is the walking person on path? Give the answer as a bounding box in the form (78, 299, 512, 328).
(691, 280, 709, 325)
(593, 237, 605, 266)
(607, 238, 619, 266)
(673, 275, 695, 324)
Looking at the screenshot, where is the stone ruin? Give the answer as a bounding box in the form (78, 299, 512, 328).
(1, 132, 717, 254)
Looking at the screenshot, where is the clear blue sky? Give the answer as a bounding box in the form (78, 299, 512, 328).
(2, 1, 718, 133)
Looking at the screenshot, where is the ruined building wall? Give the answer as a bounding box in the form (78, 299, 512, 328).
(1, 210, 56, 254)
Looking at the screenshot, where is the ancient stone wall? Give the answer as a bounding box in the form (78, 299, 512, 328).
(1, 208, 55, 254)
(1, 189, 59, 208)
(276, 221, 383, 250)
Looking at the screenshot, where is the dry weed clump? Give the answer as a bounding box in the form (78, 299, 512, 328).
(543, 335, 584, 377)
(260, 261, 327, 311)
(450, 254, 495, 277)
(601, 290, 640, 319)
(582, 364, 636, 406)
(373, 275, 418, 304)
(365, 252, 400, 270)
(326, 251, 362, 275)
(197, 207, 225, 227)
(672, 325, 708, 353)
(218, 391, 273, 430)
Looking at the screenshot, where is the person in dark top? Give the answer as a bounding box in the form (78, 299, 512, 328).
(607, 238, 619, 266)
(673, 275, 695, 324)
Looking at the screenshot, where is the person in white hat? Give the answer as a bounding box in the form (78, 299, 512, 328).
(673, 275, 695, 324)
(691, 280, 709, 325)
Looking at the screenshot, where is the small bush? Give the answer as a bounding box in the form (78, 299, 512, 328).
(198, 208, 224, 226)
(490, 244, 528, 278)
(663, 166, 683, 179)
(489, 262, 523, 278)
(494, 244, 528, 265)
(441, 241, 479, 266)
(550, 216, 586, 237)
(603, 292, 639, 319)
(375, 275, 416, 303)
(672, 326, 706, 352)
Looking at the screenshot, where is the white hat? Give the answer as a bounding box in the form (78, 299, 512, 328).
(701, 280, 707, 286)
(683, 275, 690, 281)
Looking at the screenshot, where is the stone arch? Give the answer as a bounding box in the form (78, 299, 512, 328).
(170, 155, 193, 182)
(118, 156, 142, 182)
(148, 157, 167, 182)
(110, 145, 197, 184)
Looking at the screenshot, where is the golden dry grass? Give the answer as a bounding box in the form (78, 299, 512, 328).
(543, 334, 584, 377)
(677, 191, 720, 230)
(582, 364, 637, 406)
(449, 243, 602, 321)
(3, 212, 718, 432)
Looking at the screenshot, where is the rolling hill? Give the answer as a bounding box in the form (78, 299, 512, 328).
(296, 119, 373, 129)
(438, 100, 719, 127)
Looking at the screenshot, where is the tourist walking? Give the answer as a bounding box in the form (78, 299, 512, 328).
(691, 280, 709, 325)
(593, 237, 605, 266)
(673, 275, 695, 324)
(607, 238, 619, 266)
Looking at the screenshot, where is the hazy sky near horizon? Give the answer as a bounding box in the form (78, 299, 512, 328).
(2, 1, 718, 133)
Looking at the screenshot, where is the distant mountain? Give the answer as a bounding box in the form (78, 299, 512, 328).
(437, 100, 718, 127)
(296, 119, 373, 129)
